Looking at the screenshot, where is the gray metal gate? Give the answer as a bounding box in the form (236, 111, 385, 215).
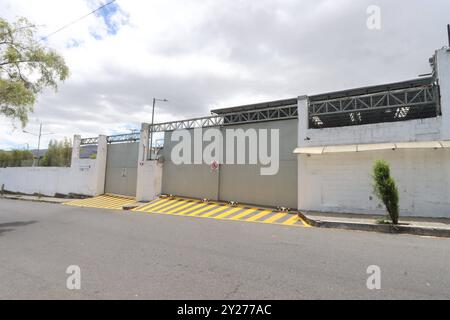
(104, 142, 139, 197)
(161, 119, 298, 209)
(218, 120, 298, 208)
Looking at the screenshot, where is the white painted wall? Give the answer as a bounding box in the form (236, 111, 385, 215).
(0, 161, 98, 196)
(296, 48, 450, 218)
(436, 48, 450, 140)
(298, 148, 450, 218)
(94, 135, 108, 195)
(299, 116, 442, 148)
(136, 160, 163, 201)
(0, 134, 108, 197)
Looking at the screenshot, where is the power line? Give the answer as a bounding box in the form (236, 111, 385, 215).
(40, 0, 117, 42)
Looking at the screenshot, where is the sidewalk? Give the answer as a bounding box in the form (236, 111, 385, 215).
(303, 211, 450, 238)
(2, 194, 450, 238)
(0, 194, 71, 204)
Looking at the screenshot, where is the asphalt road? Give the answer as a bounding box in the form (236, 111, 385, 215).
(0, 198, 449, 300)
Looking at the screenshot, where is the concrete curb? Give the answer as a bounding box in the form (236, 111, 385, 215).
(299, 212, 450, 238)
(0, 195, 69, 204)
(296, 211, 320, 227)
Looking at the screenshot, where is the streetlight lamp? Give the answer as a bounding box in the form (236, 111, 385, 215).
(150, 98, 168, 160)
(23, 121, 54, 166)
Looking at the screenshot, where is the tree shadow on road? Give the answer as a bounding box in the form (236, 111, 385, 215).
(0, 221, 37, 236)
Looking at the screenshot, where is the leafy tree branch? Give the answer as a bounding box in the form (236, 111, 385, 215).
(0, 17, 69, 126)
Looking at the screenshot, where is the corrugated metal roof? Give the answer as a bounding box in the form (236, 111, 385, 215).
(309, 77, 433, 102)
(211, 98, 297, 115)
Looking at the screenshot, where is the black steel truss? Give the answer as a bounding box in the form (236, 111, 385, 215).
(151, 115, 225, 133)
(80, 137, 99, 145)
(150, 105, 298, 132)
(79, 105, 297, 145)
(308, 84, 439, 129)
(107, 133, 140, 143)
(80, 133, 140, 146)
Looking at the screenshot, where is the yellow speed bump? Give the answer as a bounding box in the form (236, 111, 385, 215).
(282, 215, 299, 225)
(212, 207, 243, 219)
(128, 197, 313, 229)
(134, 198, 170, 212)
(194, 205, 228, 218)
(163, 200, 200, 214)
(65, 194, 136, 210)
(186, 204, 217, 217)
(176, 202, 209, 216)
(245, 210, 273, 222)
(261, 213, 288, 224)
(156, 199, 192, 214)
(228, 208, 259, 221)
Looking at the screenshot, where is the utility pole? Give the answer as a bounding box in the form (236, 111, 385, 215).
(36, 122, 42, 166)
(23, 121, 54, 166)
(150, 98, 168, 160)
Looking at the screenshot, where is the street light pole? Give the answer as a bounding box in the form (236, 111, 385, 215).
(150, 98, 168, 160)
(150, 98, 156, 159)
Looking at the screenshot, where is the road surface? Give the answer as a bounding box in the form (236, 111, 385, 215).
(0, 198, 449, 299)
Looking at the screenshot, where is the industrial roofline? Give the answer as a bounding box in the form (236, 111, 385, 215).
(211, 77, 434, 115)
(80, 76, 437, 145)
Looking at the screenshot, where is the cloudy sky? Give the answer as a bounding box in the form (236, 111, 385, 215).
(0, 0, 449, 150)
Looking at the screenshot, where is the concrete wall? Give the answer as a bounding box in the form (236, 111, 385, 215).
(298, 148, 450, 218)
(136, 160, 163, 201)
(298, 95, 443, 148)
(299, 117, 442, 148)
(436, 48, 450, 140)
(0, 135, 107, 197)
(0, 162, 97, 196)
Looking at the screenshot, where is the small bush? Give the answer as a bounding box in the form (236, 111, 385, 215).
(0, 149, 33, 167)
(373, 160, 399, 224)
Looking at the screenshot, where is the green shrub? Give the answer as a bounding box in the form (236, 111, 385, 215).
(373, 160, 399, 224)
(0, 149, 33, 167)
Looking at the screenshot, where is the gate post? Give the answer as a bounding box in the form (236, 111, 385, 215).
(94, 135, 108, 195)
(136, 123, 163, 201)
(71, 135, 81, 167)
(297, 95, 309, 211)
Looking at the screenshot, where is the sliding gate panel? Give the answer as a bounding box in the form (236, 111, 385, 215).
(161, 119, 298, 208)
(104, 142, 139, 197)
(161, 130, 219, 200)
(218, 119, 298, 208)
